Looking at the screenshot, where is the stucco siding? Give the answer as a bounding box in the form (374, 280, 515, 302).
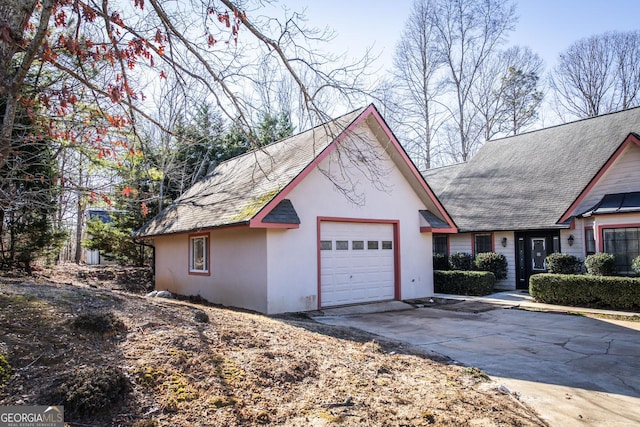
(154, 229, 269, 313)
(264, 122, 434, 313)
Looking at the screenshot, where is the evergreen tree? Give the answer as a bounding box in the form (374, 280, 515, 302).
(256, 112, 294, 146)
(0, 126, 66, 270)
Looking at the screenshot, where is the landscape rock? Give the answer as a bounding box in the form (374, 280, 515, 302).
(156, 290, 173, 299)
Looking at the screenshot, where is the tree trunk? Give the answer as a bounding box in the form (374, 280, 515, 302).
(0, 0, 52, 168)
(74, 165, 84, 264)
(0, 1, 38, 96)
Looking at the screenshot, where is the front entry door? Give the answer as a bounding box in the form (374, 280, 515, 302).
(515, 231, 560, 289)
(531, 238, 547, 272)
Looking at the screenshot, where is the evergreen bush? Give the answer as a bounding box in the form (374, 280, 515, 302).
(474, 252, 508, 280)
(434, 270, 495, 296)
(632, 256, 640, 275)
(433, 253, 450, 270)
(449, 252, 473, 271)
(530, 273, 640, 310)
(546, 253, 583, 274)
(584, 253, 616, 276)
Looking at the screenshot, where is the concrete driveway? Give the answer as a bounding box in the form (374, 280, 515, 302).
(313, 300, 640, 426)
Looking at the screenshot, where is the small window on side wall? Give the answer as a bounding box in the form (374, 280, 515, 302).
(585, 228, 596, 255)
(190, 234, 209, 274)
(474, 233, 493, 254)
(433, 235, 448, 256)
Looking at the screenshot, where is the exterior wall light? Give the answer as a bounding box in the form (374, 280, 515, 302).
(501, 237, 508, 247)
(568, 235, 574, 246)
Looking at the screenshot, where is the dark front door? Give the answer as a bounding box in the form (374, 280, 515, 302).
(515, 231, 560, 289)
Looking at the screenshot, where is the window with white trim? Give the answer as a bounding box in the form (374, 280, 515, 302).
(190, 235, 208, 273)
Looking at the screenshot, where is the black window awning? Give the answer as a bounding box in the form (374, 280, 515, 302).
(578, 192, 640, 217)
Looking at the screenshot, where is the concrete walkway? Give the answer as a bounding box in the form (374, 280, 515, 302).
(313, 293, 640, 426)
(434, 290, 640, 318)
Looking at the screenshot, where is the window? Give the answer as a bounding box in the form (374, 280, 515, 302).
(367, 240, 379, 250)
(602, 227, 640, 275)
(433, 235, 448, 256)
(320, 240, 332, 250)
(336, 240, 348, 250)
(189, 234, 209, 274)
(382, 240, 393, 250)
(474, 233, 493, 254)
(352, 240, 364, 250)
(585, 228, 596, 255)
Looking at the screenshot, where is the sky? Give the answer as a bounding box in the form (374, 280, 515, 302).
(297, 0, 640, 74)
(276, 0, 640, 126)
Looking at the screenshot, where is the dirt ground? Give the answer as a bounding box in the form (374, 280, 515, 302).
(0, 264, 547, 426)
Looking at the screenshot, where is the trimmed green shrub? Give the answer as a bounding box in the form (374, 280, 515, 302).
(585, 253, 616, 276)
(434, 270, 495, 296)
(449, 252, 473, 271)
(632, 256, 640, 275)
(546, 253, 583, 274)
(474, 252, 508, 280)
(433, 253, 450, 270)
(529, 273, 640, 310)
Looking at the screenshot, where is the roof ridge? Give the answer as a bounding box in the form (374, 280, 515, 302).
(210, 106, 368, 169)
(422, 162, 467, 174)
(487, 105, 640, 144)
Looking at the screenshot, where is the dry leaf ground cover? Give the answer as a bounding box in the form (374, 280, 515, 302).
(0, 264, 546, 426)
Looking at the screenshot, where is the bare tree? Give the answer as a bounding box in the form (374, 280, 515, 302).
(431, 0, 516, 162)
(0, 0, 373, 172)
(391, 0, 445, 170)
(551, 31, 640, 119)
(612, 31, 640, 111)
(387, 0, 517, 167)
(472, 46, 543, 139)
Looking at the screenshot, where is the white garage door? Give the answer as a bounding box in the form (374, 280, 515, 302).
(320, 221, 395, 307)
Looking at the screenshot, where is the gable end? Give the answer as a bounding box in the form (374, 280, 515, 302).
(559, 133, 640, 224)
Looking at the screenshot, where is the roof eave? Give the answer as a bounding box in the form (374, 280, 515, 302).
(134, 221, 251, 239)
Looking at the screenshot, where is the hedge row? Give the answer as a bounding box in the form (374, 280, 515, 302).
(434, 270, 495, 296)
(529, 273, 640, 310)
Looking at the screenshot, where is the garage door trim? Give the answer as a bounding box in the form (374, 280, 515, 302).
(316, 216, 400, 310)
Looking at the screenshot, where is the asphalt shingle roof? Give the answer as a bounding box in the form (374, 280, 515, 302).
(262, 199, 300, 224)
(136, 108, 364, 237)
(424, 107, 640, 232)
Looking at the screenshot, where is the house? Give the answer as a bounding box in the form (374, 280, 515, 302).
(84, 208, 121, 265)
(423, 107, 640, 289)
(136, 105, 456, 314)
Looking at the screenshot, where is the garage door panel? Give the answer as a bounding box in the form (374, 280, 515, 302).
(320, 221, 395, 307)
